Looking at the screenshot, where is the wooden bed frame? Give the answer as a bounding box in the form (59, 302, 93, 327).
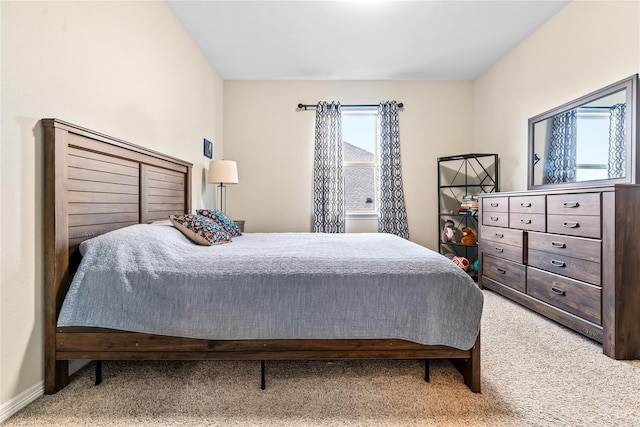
(43, 118, 481, 394)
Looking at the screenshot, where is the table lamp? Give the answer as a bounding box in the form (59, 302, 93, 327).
(207, 160, 238, 213)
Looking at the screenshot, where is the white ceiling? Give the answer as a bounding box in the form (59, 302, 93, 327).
(166, 0, 570, 80)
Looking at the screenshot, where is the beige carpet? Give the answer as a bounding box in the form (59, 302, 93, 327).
(6, 290, 640, 426)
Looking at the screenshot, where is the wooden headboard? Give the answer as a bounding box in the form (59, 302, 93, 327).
(43, 119, 192, 244)
(43, 119, 192, 379)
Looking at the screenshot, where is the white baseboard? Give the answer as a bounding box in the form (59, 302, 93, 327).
(0, 381, 43, 423)
(0, 360, 91, 423)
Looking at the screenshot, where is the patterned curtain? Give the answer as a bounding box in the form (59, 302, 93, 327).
(313, 101, 345, 233)
(543, 109, 578, 184)
(608, 103, 626, 179)
(377, 101, 409, 239)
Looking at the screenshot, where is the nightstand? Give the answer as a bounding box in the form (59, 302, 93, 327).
(234, 220, 245, 233)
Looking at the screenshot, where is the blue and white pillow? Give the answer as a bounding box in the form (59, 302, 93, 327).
(196, 209, 242, 237)
(169, 214, 232, 246)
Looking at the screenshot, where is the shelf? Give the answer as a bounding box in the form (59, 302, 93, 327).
(441, 242, 479, 248)
(439, 184, 496, 189)
(437, 153, 498, 162)
(438, 153, 498, 267)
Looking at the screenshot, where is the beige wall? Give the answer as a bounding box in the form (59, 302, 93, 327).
(223, 80, 475, 249)
(474, 0, 640, 191)
(0, 0, 223, 409)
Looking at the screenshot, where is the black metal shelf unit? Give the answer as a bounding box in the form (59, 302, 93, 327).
(438, 153, 498, 279)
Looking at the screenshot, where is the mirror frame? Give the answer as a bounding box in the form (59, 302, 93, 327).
(528, 74, 638, 190)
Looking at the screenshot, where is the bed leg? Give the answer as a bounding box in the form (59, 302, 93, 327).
(424, 359, 430, 382)
(451, 333, 481, 393)
(467, 332, 481, 393)
(260, 360, 266, 390)
(95, 360, 103, 386)
(45, 360, 69, 394)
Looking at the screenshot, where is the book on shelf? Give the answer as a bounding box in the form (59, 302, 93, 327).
(458, 194, 478, 215)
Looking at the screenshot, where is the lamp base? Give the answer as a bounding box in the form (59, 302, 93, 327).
(217, 183, 227, 213)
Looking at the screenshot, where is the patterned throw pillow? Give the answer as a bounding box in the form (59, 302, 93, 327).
(196, 209, 242, 237)
(169, 214, 232, 246)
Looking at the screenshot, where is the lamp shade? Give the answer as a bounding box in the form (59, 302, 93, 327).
(207, 160, 238, 184)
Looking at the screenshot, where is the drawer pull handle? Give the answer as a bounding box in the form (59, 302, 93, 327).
(551, 287, 566, 296)
(490, 203, 499, 207)
(520, 202, 532, 207)
(551, 241, 566, 248)
(496, 267, 506, 274)
(563, 202, 580, 208)
(490, 216, 500, 221)
(562, 221, 579, 228)
(495, 233, 504, 238)
(520, 218, 532, 224)
(494, 247, 504, 253)
(551, 259, 566, 267)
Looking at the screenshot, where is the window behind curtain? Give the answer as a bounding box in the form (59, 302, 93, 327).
(342, 110, 378, 216)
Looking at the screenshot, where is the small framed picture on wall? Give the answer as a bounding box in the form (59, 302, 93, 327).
(203, 138, 213, 159)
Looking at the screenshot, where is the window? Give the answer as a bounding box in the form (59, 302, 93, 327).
(342, 110, 378, 215)
(576, 110, 610, 181)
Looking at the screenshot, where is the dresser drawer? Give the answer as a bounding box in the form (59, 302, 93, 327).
(527, 267, 601, 325)
(483, 213, 509, 227)
(480, 225, 524, 247)
(482, 243, 523, 264)
(528, 248, 601, 286)
(546, 214, 600, 238)
(510, 195, 545, 214)
(528, 232, 600, 263)
(547, 193, 600, 216)
(482, 197, 509, 213)
(509, 213, 545, 232)
(482, 254, 526, 293)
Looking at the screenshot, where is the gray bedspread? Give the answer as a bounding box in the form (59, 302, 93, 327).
(58, 223, 483, 350)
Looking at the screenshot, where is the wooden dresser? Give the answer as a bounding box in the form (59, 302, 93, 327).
(478, 185, 640, 359)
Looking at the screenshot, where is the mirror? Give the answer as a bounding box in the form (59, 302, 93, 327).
(528, 74, 638, 190)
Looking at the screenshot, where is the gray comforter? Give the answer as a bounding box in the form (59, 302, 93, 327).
(58, 223, 483, 350)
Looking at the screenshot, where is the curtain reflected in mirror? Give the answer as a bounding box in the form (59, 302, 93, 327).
(608, 103, 626, 178)
(543, 109, 577, 183)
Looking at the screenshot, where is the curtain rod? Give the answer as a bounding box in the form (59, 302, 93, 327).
(297, 102, 404, 111)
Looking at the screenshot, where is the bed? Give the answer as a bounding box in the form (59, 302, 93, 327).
(43, 118, 483, 394)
